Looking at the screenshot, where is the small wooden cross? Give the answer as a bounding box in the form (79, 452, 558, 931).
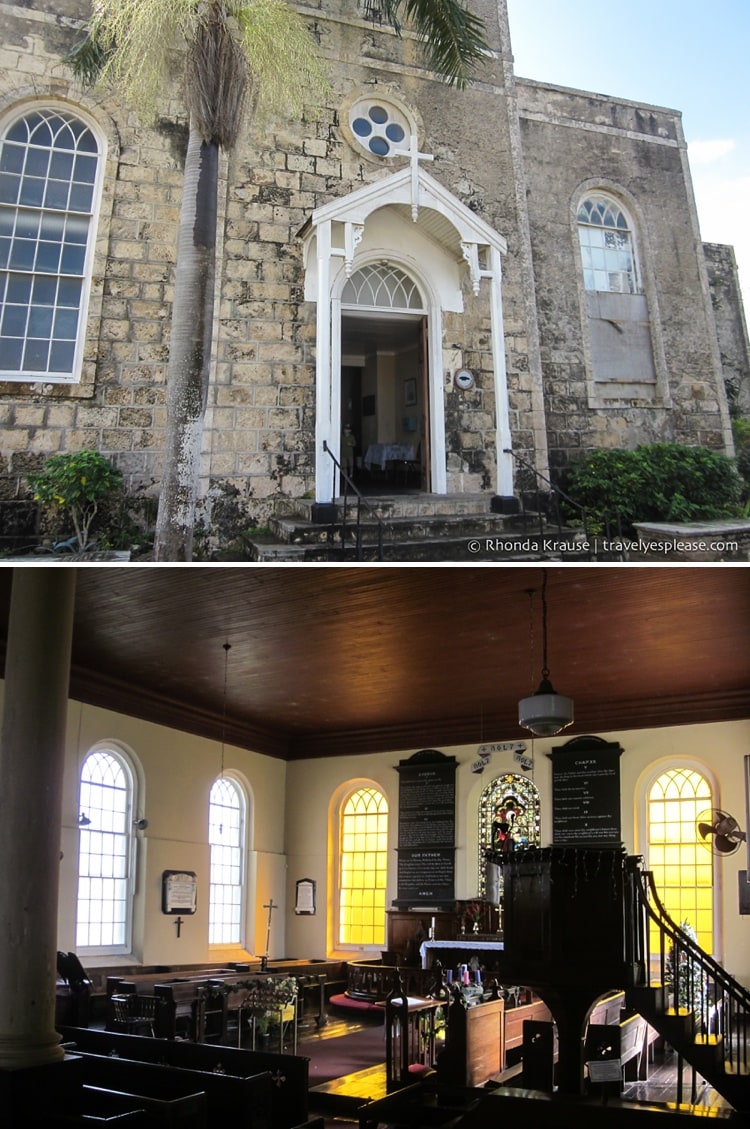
(174, 916, 184, 938)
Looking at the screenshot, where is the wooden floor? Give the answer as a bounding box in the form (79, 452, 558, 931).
(300, 1014, 736, 1119)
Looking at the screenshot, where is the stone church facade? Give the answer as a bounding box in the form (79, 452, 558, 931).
(0, 0, 744, 535)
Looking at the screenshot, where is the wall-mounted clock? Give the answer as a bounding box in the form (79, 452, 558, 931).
(454, 368, 475, 390)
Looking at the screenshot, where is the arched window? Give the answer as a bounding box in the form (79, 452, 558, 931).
(338, 786, 389, 947)
(575, 187, 659, 401)
(0, 105, 102, 382)
(477, 773, 541, 898)
(208, 777, 246, 946)
(647, 768, 714, 952)
(577, 193, 638, 294)
(341, 263, 425, 311)
(76, 747, 134, 952)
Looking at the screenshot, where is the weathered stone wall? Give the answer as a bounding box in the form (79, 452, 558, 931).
(0, 0, 741, 535)
(516, 78, 735, 473)
(0, 0, 541, 525)
(703, 243, 750, 416)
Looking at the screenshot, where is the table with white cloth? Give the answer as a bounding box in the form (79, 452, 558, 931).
(418, 938, 505, 970)
(363, 443, 415, 472)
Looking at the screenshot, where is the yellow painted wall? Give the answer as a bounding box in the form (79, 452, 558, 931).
(3, 675, 746, 985)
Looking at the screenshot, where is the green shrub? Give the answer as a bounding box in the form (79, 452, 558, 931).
(28, 450, 123, 551)
(732, 418, 750, 495)
(563, 442, 743, 534)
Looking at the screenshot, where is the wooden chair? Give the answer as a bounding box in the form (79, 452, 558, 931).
(111, 993, 159, 1037)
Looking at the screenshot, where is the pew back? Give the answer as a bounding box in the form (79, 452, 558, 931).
(59, 1026, 309, 1129)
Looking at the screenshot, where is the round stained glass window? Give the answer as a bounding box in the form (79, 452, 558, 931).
(348, 97, 413, 159)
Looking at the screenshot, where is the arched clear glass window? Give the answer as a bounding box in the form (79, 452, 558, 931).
(341, 262, 425, 311)
(647, 768, 713, 951)
(338, 786, 388, 947)
(209, 777, 246, 946)
(477, 773, 541, 897)
(0, 106, 102, 381)
(577, 193, 639, 294)
(76, 748, 134, 952)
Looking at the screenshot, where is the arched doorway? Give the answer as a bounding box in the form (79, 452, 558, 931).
(302, 163, 511, 504)
(339, 262, 430, 492)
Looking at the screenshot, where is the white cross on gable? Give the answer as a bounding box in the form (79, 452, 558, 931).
(392, 134, 434, 221)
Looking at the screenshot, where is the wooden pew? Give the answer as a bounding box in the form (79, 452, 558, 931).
(61, 1058, 209, 1129)
(59, 1026, 310, 1129)
(81, 1085, 205, 1129)
(585, 1012, 650, 1086)
(503, 996, 552, 1069)
(68, 1053, 269, 1129)
(435, 995, 505, 1087)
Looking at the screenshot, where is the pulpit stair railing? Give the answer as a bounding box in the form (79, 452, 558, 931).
(628, 861, 750, 1109)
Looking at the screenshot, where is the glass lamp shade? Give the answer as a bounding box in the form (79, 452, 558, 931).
(518, 679, 574, 737)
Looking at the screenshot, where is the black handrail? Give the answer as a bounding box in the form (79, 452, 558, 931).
(503, 447, 623, 552)
(631, 860, 750, 1081)
(322, 441, 385, 561)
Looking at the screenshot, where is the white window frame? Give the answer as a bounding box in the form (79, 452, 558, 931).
(208, 775, 247, 948)
(76, 744, 136, 956)
(0, 102, 106, 384)
(577, 192, 641, 295)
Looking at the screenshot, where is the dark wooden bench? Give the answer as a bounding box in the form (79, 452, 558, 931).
(503, 996, 552, 1068)
(62, 1059, 209, 1129)
(67, 1053, 269, 1129)
(435, 994, 505, 1087)
(585, 1012, 650, 1086)
(81, 1084, 205, 1129)
(59, 1026, 310, 1129)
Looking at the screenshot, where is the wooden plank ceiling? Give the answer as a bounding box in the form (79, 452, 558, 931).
(0, 566, 748, 758)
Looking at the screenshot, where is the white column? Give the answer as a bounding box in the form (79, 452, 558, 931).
(489, 245, 514, 497)
(314, 220, 333, 503)
(0, 568, 76, 1071)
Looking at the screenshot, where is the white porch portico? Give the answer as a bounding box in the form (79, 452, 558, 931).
(301, 162, 513, 504)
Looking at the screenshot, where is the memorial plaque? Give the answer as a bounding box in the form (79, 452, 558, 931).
(395, 749, 456, 907)
(551, 736, 623, 847)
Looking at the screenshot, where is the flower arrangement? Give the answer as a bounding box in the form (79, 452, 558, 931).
(456, 900, 483, 933)
(225, 975, 298, 1033)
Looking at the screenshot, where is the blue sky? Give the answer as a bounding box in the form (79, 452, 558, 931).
(505, 0, 750, 308)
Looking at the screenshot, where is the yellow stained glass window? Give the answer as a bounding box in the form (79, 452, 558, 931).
(338, 786, 388, 946)
(647, 768, 713, 952)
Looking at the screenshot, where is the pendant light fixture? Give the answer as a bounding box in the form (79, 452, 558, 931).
(518, 570, 574, 737)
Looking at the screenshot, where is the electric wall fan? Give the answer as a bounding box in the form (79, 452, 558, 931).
(696, 809, 747, 856)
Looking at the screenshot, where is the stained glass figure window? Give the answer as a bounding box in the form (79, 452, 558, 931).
(478, 772, 541, 897)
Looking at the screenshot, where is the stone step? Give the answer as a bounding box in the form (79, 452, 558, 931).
(268, 511, 521, 546)
(290, 493, 503, 522)
(247, 533, 590, 564)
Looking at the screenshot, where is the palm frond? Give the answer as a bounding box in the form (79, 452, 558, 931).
(232, 0, 330, 123)
(66, 29, 112, 88)
(381, 0, 488, 88)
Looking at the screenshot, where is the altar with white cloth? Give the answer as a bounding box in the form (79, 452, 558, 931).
(419, 938, 505, 970)
(363, 443, 415, 472)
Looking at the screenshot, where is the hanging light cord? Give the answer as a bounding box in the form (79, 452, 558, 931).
(220, 642, 231, 781)
(540, 568, 550, 681)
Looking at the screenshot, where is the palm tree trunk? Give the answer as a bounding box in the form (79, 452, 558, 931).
(154, 121, 218, 561)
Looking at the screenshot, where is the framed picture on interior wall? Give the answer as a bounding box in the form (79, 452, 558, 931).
(404, 378, 417, 406)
